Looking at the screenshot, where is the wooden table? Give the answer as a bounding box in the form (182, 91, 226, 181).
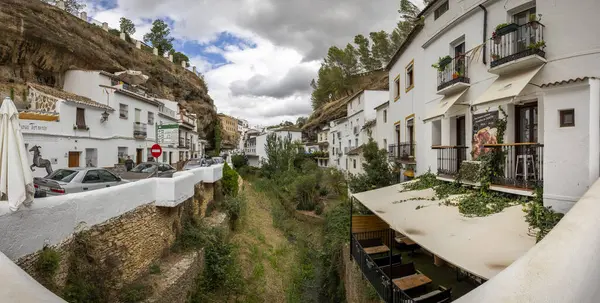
(363, 245, 390, 255)
(393, 274, 432, 291)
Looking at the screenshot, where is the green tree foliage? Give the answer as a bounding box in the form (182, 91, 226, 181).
(42, 0, 86, 14)
(119, 17, 136, 35)
(349, 137, 394, 193)
(370, 31, 395, 67)
(231, 154, 248, 169)
(310, 45, 360, 109)
(222, 163, 239, 197)
(212, 120, 222, 155)
(143, 19, 174, 56)
(261, 133, 300, 179)
(354, 34, 379, 71)
(169, 50, 190, 66)
(296, 116, 307, 128)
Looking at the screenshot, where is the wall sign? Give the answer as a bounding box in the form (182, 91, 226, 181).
(472, 111, 499, 159)
(157, 124, 179, 146)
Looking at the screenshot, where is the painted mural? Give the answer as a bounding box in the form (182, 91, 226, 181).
(472, 111, 499, 159)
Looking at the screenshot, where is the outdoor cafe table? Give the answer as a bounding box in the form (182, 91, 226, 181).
(393, 273, 432, 291)
(363, 245, 390, 255)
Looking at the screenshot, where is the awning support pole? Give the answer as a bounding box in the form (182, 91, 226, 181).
(349, 196, 353, 261)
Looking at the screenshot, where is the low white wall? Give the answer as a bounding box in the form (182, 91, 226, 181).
(0, 251, 65, 302)
(456, 178, 600, 303)
(0, 165, 223, 260)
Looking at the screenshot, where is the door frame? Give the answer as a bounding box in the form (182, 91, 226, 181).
(136, 148, 143, 165)
(514, 101, 539, 144)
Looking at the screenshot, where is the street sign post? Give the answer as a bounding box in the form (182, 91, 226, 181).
(151, 144, 162, 161)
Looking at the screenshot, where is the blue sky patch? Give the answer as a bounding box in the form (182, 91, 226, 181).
(172, 31, 257, 70)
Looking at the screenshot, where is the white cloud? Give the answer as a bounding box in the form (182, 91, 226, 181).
(85, 0, 404, 126)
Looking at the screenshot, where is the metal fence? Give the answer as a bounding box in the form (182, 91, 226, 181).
(437, 55, 470, 91)
(482, 143, 544, 189)
(433, 146, 468, 177)
(489, 21, 546, 68)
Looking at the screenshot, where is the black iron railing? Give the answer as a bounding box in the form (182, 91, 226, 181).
(133, 122, 147, 139)
(389, 143, 416, 163)
(437, 55, 470, 91)
(482, 143, 544, 189)
(489, 21, 545, 68)
(433, 146, 468, 177)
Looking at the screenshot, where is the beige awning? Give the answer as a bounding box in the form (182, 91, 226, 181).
(352, 183, 535, 280)
(473, 66, 544, 106)
(424, 89, 469, 122)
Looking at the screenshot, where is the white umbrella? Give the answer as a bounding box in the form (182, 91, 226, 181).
(0, 97, 34, 211)
(114, 70, 149, 85)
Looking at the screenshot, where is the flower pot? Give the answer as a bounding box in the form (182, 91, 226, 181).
(439, 56, 452, 69)
(452, 73, 459, 79)
(529, 21, 539, 30)
(496, 23, 519, 36)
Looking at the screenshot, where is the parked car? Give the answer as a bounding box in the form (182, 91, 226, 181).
(211, 157, 224, 164)
(119, 162, 176, 180)
(33, 168, 128, 196)
(183, 158, 212, 170)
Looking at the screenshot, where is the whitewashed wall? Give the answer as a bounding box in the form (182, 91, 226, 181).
(375, 103, 391, 150)
(0, 165, 222, 260)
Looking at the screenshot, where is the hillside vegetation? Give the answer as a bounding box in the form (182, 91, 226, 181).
(0, 0, 216, 137)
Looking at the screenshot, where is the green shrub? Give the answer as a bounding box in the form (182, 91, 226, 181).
(223, 194, 247, 230)
(119, 283, 151, 303)
(222, 163, 239, 197)
(231, 154, 248, 169)
(314, 202, 324, 215)
(318, 187, 329, 197)
(149, 263, 160, 274)
(295, 174, 319, 211)
(36, 246, 61, 278)
(524, 188, 564, 242)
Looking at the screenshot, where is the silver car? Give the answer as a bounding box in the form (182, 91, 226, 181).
(34, 168, 128, 196)
(183, 158, 212, 170)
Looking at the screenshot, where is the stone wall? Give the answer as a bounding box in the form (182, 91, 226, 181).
(15, 181, 216, 300)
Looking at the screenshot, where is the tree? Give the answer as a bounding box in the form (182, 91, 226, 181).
(119, 17, 136, 35)
(42, 0, 85, 14)
(296, 117, 307, 128)
(143, 19, 174, 56)
(261, 133, 300, 179)
(349, 137, 394, 193)
(370, 31, 394, 67)
(354, 34, 379, 71)
(169, 50, 190, 67)
(213, 120, 222, 155)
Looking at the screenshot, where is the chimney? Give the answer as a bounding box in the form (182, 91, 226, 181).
(181, 60, 187, 68)
(168, 54, 173, 62)
(192, 66, 197, 74)
(56, 0, 65, 10)
(135, 40, 141, 49)
(80, 11, 87, 21)
(153, 48, 158, 56)
(102, 22, 109, 32)
(120, 32, 126, 40)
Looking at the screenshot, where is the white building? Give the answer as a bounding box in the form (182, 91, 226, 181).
(244, 127, 303, 168)
(156, 98, 201, 163)
(383, 0, 600, 212)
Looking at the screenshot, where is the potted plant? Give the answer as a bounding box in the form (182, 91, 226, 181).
(527, 40, 546, 50)
(492, 31, 501, 45)
(491, 53, 500, 61)
(431, 55, 453, 72)
(529, 14, 542, 29)
(495, 22, 519, 36)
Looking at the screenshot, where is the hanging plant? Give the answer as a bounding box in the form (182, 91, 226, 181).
(431, 55, 453, 72)
(528, 14, 542, 30)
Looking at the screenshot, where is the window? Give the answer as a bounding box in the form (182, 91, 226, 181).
(76, 108, 86, 129)
(98, 170, 119, 182)
(148, 112, 154, 125)
(353, 159, 356, 169)
(394, 76, 400, 100)
(355, 138, 358, 146)
(82, 170, 101, 183)
(383, 139, 387, 148)
(434, 1, 449, 20)
(119, 104, 128, 119)
(405, 61, 414, 92)
(383, 110, 388, 123)
(559, 109, 575, 127)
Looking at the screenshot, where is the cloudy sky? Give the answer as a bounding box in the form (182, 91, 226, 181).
(84, 0, 402, 127)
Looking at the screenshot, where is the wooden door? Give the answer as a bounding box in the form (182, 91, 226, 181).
(136, 149, 143, 165)
(68, 152, 80, 168)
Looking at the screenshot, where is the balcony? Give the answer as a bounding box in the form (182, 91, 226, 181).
(437, 55, 470, 95)
(389, 143, 416, 164)
(488, 21, 546, 75)
(133, 122, 147, 139)
(482, 143, 544, 190)
(178, 137, 189, 149)
(159, 106, 177, 119)
(180, 114, 196, 128)
(432, 146, 468, 178)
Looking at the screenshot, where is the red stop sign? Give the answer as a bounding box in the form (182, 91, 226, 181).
(151, 144, 162, 158)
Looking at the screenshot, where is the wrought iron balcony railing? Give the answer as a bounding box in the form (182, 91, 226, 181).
(437, 55, 470, 92)
(481, 143, 544, 189)
(133, 122, 147, 139)
(489, 21, 546, 68)
(432, 146, 468, 177)
(389, 143, 416, 163)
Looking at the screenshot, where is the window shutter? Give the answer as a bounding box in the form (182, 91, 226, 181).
(76, 108, 86, 128)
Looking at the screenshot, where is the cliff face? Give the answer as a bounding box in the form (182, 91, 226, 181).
(0, 0, 217, 139)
